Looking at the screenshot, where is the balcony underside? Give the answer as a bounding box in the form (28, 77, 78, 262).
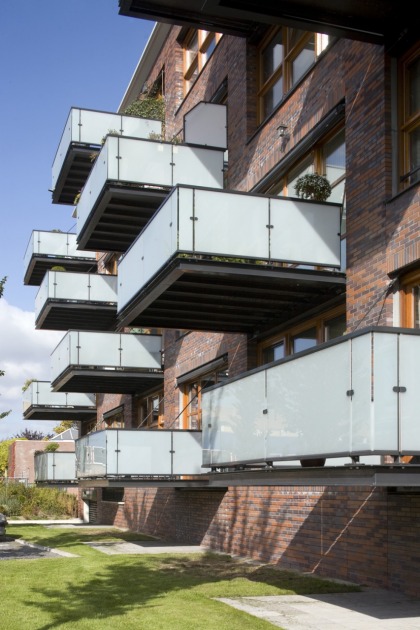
(77, 183, 170, 253)
(76, 465, 420, 488)
(51, 367, 163, 394)
(35, 300, 117, 331)
(24, 255, 97, 286)
(118, 256, 346, 333)
(206, 464, 420, 488)
(24, 406, 96, 422)
(52, 144, 99, 205)
(119, 0, 414, 51)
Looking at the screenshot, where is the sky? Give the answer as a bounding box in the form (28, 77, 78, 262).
(0, 1, 154, 440)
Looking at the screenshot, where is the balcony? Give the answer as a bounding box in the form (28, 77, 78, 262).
(76, 136, 225, 253)
(51, 107, 162, 205)
(24, 230, 97, 286)
(23, 380, 96, 421)
(76, 429, 202, 480)
(202, 328, 420, 469)
(35, 451, 76, 484)
(117, 185, 345, 332)
(35, 271, 117, 331)
(119, 0, 413, 49)
(50, 330, 163, 394)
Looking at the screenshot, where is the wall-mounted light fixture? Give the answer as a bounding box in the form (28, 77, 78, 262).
(277, 124, 289, 138)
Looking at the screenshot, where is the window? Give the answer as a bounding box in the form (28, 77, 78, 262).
(258, 308, 346, 365)
(267, 127, 346, 234)
(399, 43, 420, 188)
(179, 358, 228, 429)
(258, 27, 329, 122)
(183, 30, 222, 95)
(103, 406, 124, 429)
(400, 269, 420, 327)
(135, 390, 164, 429)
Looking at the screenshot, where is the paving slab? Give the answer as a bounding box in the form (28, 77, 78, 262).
(84, 540, 205, 555)
(218, 590, 420, 630)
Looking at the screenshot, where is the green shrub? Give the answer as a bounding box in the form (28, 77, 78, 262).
(0, 481, 77, 518)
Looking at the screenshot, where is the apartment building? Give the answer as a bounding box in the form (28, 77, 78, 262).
(23, 1, 420, 595)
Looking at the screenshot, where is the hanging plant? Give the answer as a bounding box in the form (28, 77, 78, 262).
(294, 173, 332, 202)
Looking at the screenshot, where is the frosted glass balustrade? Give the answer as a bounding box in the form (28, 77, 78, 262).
(76, 430, 202, 478)
(76, 136, 225, 240)
(35, 271, 117, 317)
(202, 330, 420, 467)
(35, 452, 76, 482)
(118, 186, 342, 311)
(52, 107, 162, 192)
(24, 231, 96, 272)
(50, 331, 162, 383)
(23, 381, 95, 414)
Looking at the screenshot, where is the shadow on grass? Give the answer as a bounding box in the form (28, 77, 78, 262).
(11, 527, 359, 629)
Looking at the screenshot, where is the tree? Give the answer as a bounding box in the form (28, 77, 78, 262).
(53, 420, 79, 435)
(0, 276, 11, 420)
(14, 429, 53, 441)
(0, 439, 14, 476)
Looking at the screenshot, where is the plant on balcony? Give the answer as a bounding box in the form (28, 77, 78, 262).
(294, 173, 332, 202)
(44, 442, 59, 452)
(51, 266, 66, 272)
(123, 93, 165, 122)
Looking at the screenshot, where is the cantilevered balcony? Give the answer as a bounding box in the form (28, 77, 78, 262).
(52, 107, 162, 205)
(50, 330, 163, 394)
(75, 136, 225, 253)
(35, 451, 77, 484)
(24, 230, 97, 286)
(202, 328, 420, 469)
(117, 185, 345, 332)
(35, 271, 117, 331)
(76, 429, 202, 480)
(23, 381, 96, 421)
(119, 0, 412, 49)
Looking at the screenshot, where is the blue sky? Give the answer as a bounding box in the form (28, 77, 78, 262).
(0, 1, 154, 440)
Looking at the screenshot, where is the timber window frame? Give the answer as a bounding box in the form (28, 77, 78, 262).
(400, 269, 420, 328)
(183, 29, 222, 96)
(399, 42, 420, 189)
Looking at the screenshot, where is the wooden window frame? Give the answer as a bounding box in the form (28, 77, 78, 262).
(400, 269, 420, 327)
(183, 29, 222, 96)
(258, 27, 328, 123)
(179, 360, 228, 429)
(398, 42, 420, 189)
(135, 390, 164, 429)
(257, 305, 346, 365)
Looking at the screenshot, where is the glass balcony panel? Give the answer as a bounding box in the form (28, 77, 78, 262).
(76, 138, 224, 246)
(202, 371, 266, 466)
(118, 190, 178, 309)
(24, 231, 95, 273)
(35, 452, 76, 482)
(23, 381, 95, 413)
(76, 431, 106, 477)
(50, 331, 162, 384)
(35, 272, 117, 318)
(372, 332, 399, 451)
(52, 108, 162, 192)
(270, 198, 341, 267)
(117, 186, 342, 315)
(76, 430, 202, 477)
(202, 330, 419, 466)
(266, 342, 350, 460)
(183, 102, 227, 149)
(398, 333, 420, 452)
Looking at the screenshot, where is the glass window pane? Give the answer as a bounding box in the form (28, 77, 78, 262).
(263, 75, 283, 118)
(409, 127, 420, 183)
(414, 286, 420, 328)
(292, 37, 315, 85)
(324, 314, 346, 340)
(262, 31, 283, 83)
(292, 327, 317, 353)
(288, 29, 306, 48)
(324, 131, 346, 184)
(288, 159, 313, 196)
(263, 340, 285, 364)
(409, 56, 420, 116)
(203, 36, 216, 63)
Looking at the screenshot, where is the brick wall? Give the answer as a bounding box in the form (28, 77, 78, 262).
(94, 484, 420, 598)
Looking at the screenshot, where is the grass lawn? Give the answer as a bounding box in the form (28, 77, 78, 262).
(0, 524, 360, 629)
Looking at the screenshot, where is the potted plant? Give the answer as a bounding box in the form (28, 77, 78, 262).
(294, 173, 332, 201)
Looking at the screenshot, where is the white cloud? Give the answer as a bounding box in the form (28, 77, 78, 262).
(0, 299, 63, 439)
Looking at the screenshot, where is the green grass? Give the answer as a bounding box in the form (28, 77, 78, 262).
(0, 525, 360, 629)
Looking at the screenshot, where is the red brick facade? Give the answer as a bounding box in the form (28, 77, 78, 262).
(78, 21, 420, 598)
